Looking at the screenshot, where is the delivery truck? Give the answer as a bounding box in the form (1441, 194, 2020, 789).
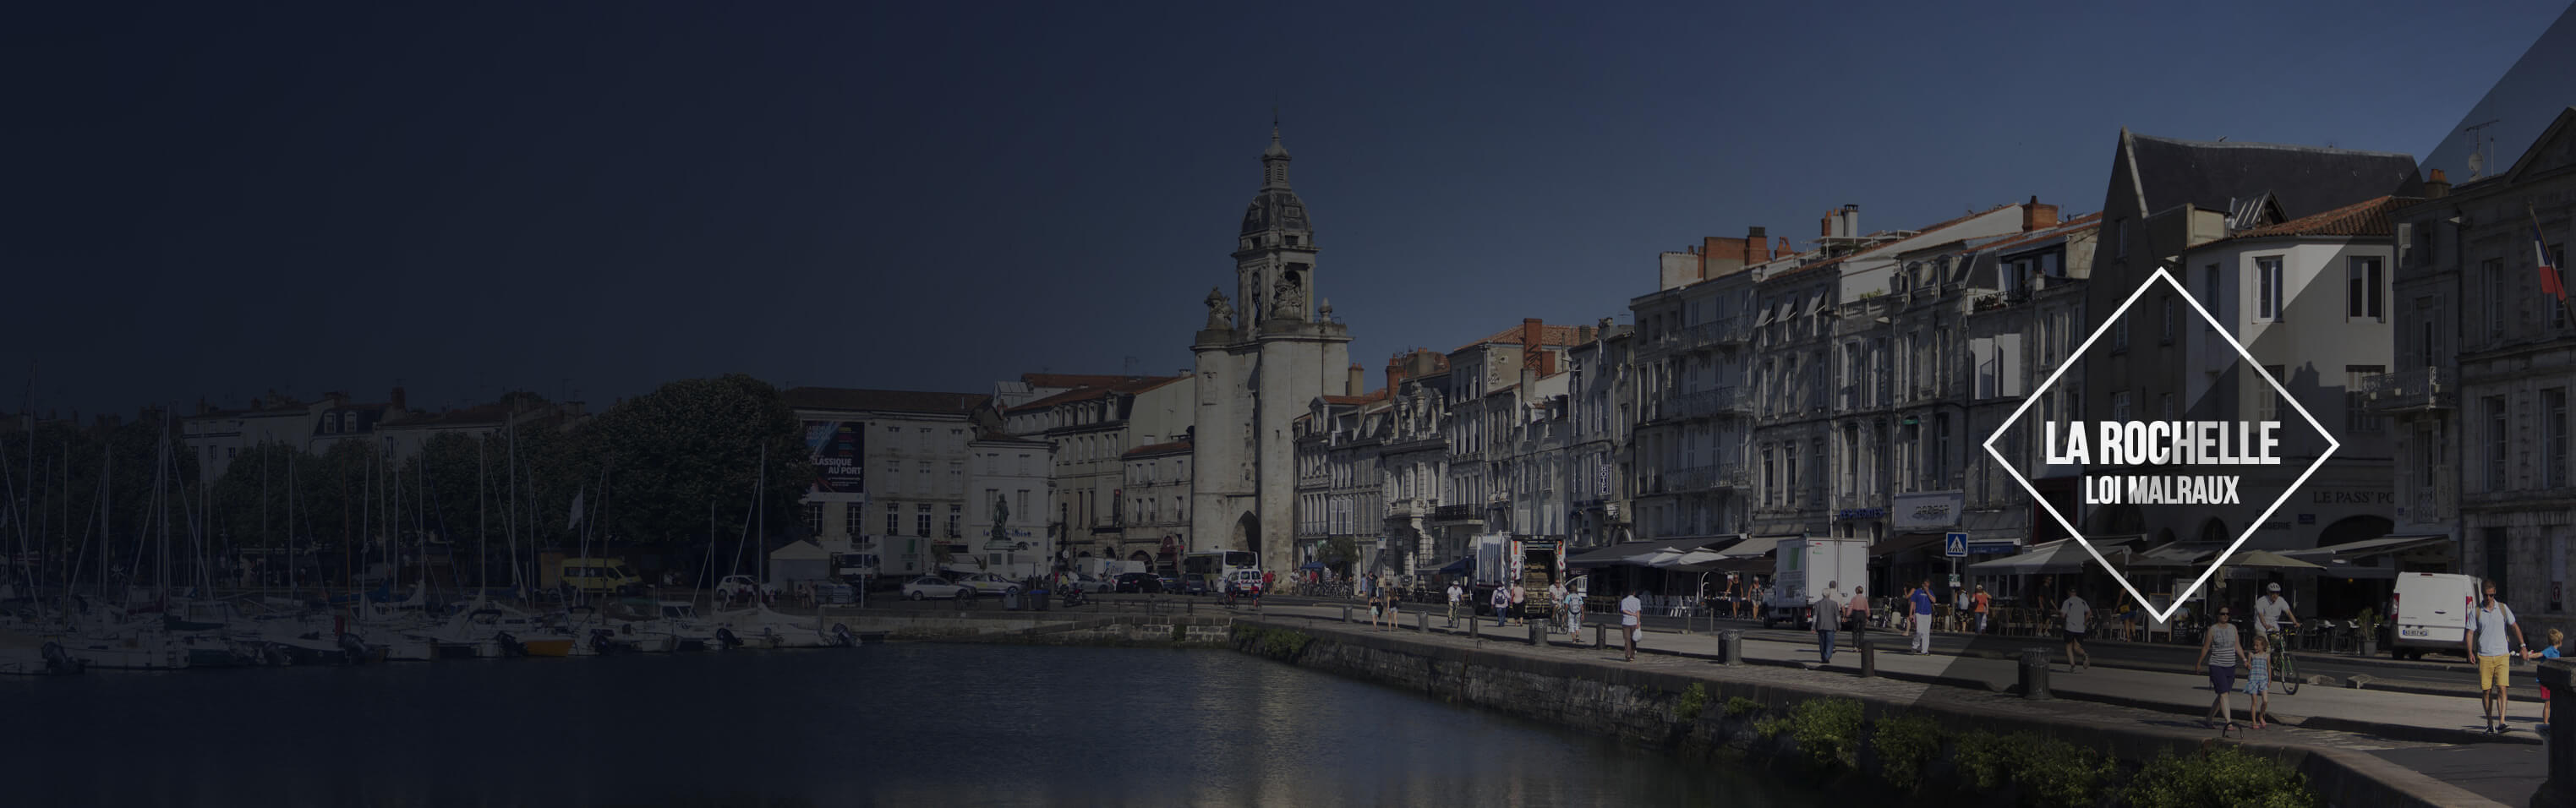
(1468, 533, 1562, 621)
(1761, 535, 1869, 629)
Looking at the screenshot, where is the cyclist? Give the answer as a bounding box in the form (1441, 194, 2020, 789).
(2253, 582, 2300, 647)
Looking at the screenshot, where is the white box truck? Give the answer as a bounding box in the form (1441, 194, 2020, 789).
(2388, 571, 2479, 660)
(1763, 536, 1869, 630)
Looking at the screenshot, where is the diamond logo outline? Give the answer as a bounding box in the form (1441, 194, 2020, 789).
(1980, 266, 2340, 625)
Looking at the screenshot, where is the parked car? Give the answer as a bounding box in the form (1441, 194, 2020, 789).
(1183, 574, 1216, 596)
(1064, 573, 1115, 593)
(954, 572, 1022, 597)
(1228, 570, 1265, 595)
(714, 574, 775, 605)
(902, 576, 976, 601)
(1113, 572, 1163, 593)
(1157, 575, 1181, 593)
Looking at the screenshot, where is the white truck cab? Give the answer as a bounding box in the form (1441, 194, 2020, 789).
(2388, 572, 2479, 660)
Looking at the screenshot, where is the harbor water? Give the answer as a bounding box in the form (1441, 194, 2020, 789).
(3, 643, 1828, 806)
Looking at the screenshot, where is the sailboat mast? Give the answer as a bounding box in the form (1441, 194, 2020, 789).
(478, 439, 487, 596)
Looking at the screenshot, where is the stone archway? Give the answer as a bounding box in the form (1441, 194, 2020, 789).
(1236, 512, 1261, 557)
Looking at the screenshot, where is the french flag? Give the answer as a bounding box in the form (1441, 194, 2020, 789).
(2538, 210, 2568, 304)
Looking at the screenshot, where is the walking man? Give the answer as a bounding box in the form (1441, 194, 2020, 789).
(1446, 581, 1463, 628)
(1565, 580, 1586, 641)
(1509, 581, 1528, 626)
(2466, 579, 2530, 734)
(1972, 585, 1991, 635)
(1620, 588, 1643, 662)
(2062, 589, 2092, 672)
(1490, 585, 1510, 628)
(1910, 580, 1936, 654)
(1812, 581, 1846, 664)
(2254, 582, 2300, 650)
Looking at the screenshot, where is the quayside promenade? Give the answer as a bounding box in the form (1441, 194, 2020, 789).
(1213, 598, 2554, 807)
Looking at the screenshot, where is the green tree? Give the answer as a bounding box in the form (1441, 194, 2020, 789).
(580, 374, 803, 546)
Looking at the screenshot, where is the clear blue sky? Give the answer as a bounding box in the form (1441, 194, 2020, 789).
(6, 0, 2568, 416)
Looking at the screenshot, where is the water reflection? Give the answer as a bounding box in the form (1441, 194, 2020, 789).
(5, 644, 1822, 806)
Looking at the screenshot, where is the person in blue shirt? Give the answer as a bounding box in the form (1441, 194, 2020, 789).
(1908, 580, 1937, 654)
(2529, 627, 2563, 731)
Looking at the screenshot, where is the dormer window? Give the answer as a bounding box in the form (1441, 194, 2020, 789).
(1285, 235, 1299, 246)
(323, 412, 337, 434)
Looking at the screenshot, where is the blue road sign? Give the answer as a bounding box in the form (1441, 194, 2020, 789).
(1943, 532, 1969, 558)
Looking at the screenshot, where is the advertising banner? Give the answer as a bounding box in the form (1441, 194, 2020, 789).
(804, 421, 865, 494)
(1890, 491, 1964, 530)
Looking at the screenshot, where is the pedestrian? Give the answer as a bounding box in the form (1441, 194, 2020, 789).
(2465, 578, 2530, 734)
(2255, 582, 2300, 650)
(2245, 632, 2273, 729)
(2196, 604, 2243, 733)
(1846, 586, 1870, 648)
(1812, 581, 1846, 664)
(1620, 588, 1643, 662)
(1566, 581, 1587, 641)
(1509, 581, 1528, 625)
(2062, 589, 2092, 671)
(1445, 581, 1463, 628)
(1490, 585, 1510, 628)
(1972, 585, 1991, 635)
(1547, 580, 1567, 628)
(1385, 589, 1401, 629)
(1262, 570, 1274, 594)
(2529, 628, 2563, 731)
(1910, 580, 1936, 654)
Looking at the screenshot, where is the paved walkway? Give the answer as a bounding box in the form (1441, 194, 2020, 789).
(1245, 601, 2546, 806)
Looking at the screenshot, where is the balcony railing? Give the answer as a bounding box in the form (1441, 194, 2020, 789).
(2362, 367, 2455, 412)
(1385, 499, 1430, 520)
(1660, 386, 1749, 421)
(1432, 504, 1480, 523)
(1681, 319, 1751, 351)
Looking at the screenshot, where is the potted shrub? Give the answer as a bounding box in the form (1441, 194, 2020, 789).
(2354, 608, 2381, 658)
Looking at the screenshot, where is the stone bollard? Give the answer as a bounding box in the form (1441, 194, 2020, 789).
(2536, 659, 2574, 808)
(1717, 630, 1743, 665)
(1418, 611, 1427, 632)
(1859, 634, 1877, 678)
(1529, 616, 1544, 647)
(1595, 623, 1606, 648)
(1470, 617, 1480, 641)
(1342, 605, 1352, 624)
(2018, 648, 2053, 699)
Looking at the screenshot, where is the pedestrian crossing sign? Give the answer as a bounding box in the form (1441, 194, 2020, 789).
(1943, 532, 1968, 558)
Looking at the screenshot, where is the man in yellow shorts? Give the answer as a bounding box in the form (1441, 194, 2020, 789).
(2464, 579, 2530, 734)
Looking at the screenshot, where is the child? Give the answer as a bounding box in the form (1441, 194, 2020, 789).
(2528, 628, 2564, 730)
(2245, 633, 2273, 729)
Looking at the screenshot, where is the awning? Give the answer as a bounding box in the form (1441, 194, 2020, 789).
(1567, 542, 1681, 568)
(1299, 561, 1326, 571)
(1870, 532, 1947, 558)
(1434, 557, 1472, 576)
(2281, 534, 2453, 562)
(1966, 539, 2118, 574)
(1715, 535, 1784, 559)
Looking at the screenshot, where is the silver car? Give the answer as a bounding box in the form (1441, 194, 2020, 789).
(900, 576, 976, 601)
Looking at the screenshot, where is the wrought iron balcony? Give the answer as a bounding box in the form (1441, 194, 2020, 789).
(1385, 499, 1430, 520)
(2362, 367, 2454, 413)
(1660, 386, 1749, 421)
(1681, 319, 1751, 351)
(1432, 504, 1481, 523)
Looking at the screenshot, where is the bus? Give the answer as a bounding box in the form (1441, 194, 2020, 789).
(1182, 550, 1260, 592)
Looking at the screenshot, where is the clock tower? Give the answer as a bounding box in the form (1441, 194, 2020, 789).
(1192, 125, 1352, 587)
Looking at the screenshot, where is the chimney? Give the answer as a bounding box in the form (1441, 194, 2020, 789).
(1821, 211, 1836, 237)
(1520, 318, 1542, 350)
(1386, 356, 1405, 393)
(2021, 196, 2059, 231)
(1840, 204, 1859, 238)
(391, 386, 407, 411)
(2426, 168, 2451, 199)
(1745, 227, 1769, 264)
(1347, 364, 1364, 397)
(1578, 325, 1596, 343)
(1776, 236, 1793, 257)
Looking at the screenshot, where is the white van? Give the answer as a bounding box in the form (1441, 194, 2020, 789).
(2388, 572, 2480, 660)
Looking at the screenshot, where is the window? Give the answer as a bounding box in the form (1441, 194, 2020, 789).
(1016, 489, 1031, 520)
(2115, 219, 2128, 258)
(2203, 264, 2222, 325)
(2111, 390, 2132, 420)
(916, 504, 932, 537)
(844, 503, 862, 535)
(2346, 366, 2385, 434)
(885, 506, 900, 536)
(1784, 444, 1800, 505)
(2484, 527, 2509, 595)
(2112, 318, 2130, 352)
(2486, 396, 2509, 491)
(2160, 296, 2175, 343)
(2160, 392, 2176, 418)
(2348, 256, 2384, 321)
(801, 504, 822, 535)
(1761, 447, 1775, 506)
(2260, 365, 2286, 422)
(2548, 388, 2568, 489)
(1932, 413, 1951, 481)
(2486, 259, 2508, 337)
(2256, 256, 2284, 321)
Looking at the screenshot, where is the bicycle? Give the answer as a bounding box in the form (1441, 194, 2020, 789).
(2262, 626, 2300, 695)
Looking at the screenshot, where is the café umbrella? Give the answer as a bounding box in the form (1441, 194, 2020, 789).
(2213, 549, 2325, 572)
(1966, 539, 2119, 575)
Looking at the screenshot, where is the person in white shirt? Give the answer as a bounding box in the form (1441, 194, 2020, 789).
(2062, 591, 2092, 672)
(1445, 582, 1463, 628)
(1620, 590, 1643, 661)
(1565, 580, 1588, 641)
(2253, 582, 2299, 645)
(2466, 579, 2530, 734)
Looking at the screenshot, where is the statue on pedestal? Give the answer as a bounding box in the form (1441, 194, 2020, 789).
(1205, 287, 1234, 330)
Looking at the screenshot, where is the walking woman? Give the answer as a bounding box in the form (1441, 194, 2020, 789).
(2196, 605, 2245, 732)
